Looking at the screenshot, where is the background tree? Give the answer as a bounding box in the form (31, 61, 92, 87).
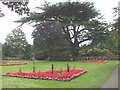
(109, 7, 119, 55)
(32, 21, 70, 60)
(1, 1, 29, 15)
(17, 1, 108, 59)
(2, 28, 31, 59)
(23, 44, 33, 59)
(112, 19, 119, 55)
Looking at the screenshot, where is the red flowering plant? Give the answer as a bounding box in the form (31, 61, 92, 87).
(3, 69, 87, 81)
(0, 61, 27, 66)
(80, 60, 108, 63)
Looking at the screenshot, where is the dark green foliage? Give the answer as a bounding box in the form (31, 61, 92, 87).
(18, 1, 99, 23)
(60, 68, 62, 76)
(2, 43, 14, 57)
(110, 16, 119, 55)
(16, 1, 109, 58)
(2, 1, 29, 15)
(33, 66, 35, 72)
(51, 64, 54, 74)
(74, 66, 75, 70)
(19, 67, 22, 72)
(2, 28, 32, 59)
(32, 61, 35, 72)
(23, 44, 33, 59)
(79, 47, 113, 56)
(85, 48, 112, 56)
(42, 2, 99, 23)
(66, 63, 70, 72)
(32, 21, 70, 60)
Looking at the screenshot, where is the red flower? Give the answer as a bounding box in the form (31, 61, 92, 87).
(0, 62, 27, 66)
(80, 60, 107, 63)
(3, 69, 87, 81)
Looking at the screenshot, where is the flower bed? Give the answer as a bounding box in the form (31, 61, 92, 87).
(0, 62, 27, 66)
(3, 69, 87, 81)
(80, 60, 107, 63)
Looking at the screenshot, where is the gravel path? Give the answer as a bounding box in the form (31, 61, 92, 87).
(101, 61, 119, 89)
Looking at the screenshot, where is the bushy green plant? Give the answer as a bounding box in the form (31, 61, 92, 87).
(19, 67, 22, 72)
(32, 61, 36, 72)
(51, 64, 54, 74)
(66, 63, 70, 72)
(82, 48, 113, 56)
(60, 68, 62, 76)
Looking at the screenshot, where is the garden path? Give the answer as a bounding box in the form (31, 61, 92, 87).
(101, 61, 119, 89)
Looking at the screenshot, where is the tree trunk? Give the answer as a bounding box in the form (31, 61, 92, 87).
(71, 39, 79, 60)
(71, 26, 79, 60)
(62, 26, 79, 60)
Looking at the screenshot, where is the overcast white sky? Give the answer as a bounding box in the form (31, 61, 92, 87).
(0, 0, 119, 45)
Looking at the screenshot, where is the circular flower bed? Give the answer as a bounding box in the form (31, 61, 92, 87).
(80, 60, 107, 63)
(3, 69, 87, 81)
(0, 61, 27, 66)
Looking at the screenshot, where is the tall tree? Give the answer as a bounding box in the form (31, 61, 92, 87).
(3, 28, 29, 59)
(110, 7, 119, 55)
(16, 1, 107, 58)
(32, 21, 70, 60)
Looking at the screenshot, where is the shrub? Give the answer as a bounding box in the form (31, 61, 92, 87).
(81, 48, 113, 56)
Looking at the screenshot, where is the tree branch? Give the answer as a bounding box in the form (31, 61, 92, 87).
(62, 26, 73, 45)
(69, 30, 74, 36)
(76, 26, 80, 32)
(77, 28, 92, 33)
(79, 38, 92, 44)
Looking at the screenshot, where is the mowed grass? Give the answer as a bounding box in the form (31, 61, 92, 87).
(1, 60, 117, 88)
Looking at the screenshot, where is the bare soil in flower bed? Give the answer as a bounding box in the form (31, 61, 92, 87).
(0, 61, 27, 66)
(3, 69, 87, 81)
(80, 60, 108, 63)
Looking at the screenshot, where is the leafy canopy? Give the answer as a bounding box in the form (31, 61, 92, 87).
(16, 1, 108, 58)
(2, 1, 29, 15)
(16, 1, 101, 24)
(3, 28, 29, 58)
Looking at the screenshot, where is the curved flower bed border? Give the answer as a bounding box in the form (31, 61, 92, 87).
(3, 69, 87, 81)
(80, 60, 107, 63)
(0, 62, 27, 66)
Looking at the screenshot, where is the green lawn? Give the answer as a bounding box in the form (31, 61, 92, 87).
(1, 60, 117, 88)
